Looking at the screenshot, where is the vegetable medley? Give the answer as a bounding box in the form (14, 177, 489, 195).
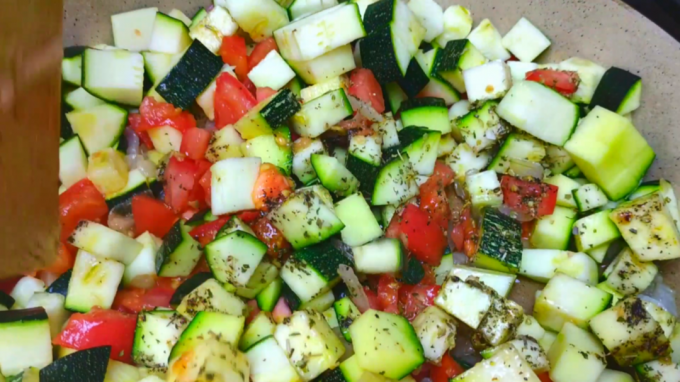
(3, 0, 680, 382)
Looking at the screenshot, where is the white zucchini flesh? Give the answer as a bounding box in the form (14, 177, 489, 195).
(501, 17, 551, 63)
(468, 18, 511, 61)
(111, 7, 158, 51)
(217, 0, 289, 42)
(211, 157, 262, 216)
(407, 0, 444, 43)
(248, 51, 296, 91)
(463, 60, 512, 102)
(436, 5, 473, 47)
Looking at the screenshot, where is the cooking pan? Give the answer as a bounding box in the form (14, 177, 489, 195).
(58, 0, 680, 310)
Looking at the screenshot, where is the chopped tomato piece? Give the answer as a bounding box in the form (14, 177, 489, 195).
(251, 216, 291, 258)
(248, 37, 278, 72)
(131, 195, 178, 238)
(252, 164, 294, 210)
(500, 175, 559, 218)
(59, 179, 108, 242)
(399, 283, 440, 321)
(363, 286, 381, 311)
(431, 354, 465, 382)
(129, 97, 197, 133)
(164, 155, 198, 213)
(411, 363, 432, 382)
(377, 274, 401, 314)
(214, 72, 257, 128)
(41, 243, 76, 275)
(54, 308, 137, 364)
(246, 299, 261, 324)
(238, 210, 264, 223)
(348, 68, 385, 114)
(242, 77, 257, 97)
(220, 36, 248, 80)
(522, 220, 535, 242)
(451, 207, 478, 257)
(272, 297, 292, 323)
(420, 161, 455, 230)
(525, 69, 580, 96)
(400, 205, 448, 266)
(180, 128, 212, 161)
(256, 87, 278, 103)
(189, 216, 231, 247)
(112, 278, 180, 314)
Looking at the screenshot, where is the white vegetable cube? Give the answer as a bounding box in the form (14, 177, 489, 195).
(407, 0, 444, 43)
(211, 157, 262, 216)
(189, 6, 240, 54)
(66, 250, 125, 312)
(507, 61, 539, 83)
(445, 143, 491, 180)
(468, 19, 511, 61)
(502, 18, 551, 62)
(559, 58, 606, 104)
(533, 274, 611, 332)
(435, 276, 493, 329)
(246, 337, 303, 382)
(219, 0, 289, 42)
(454, 346, 541, 382)
(111, 7, 158, 51)
(248, 50, 296, 91)
(274, 310, 345, 381)
(478, 298, 525, 346)
(436, 6, 473, 47)
(148, 126, 183, 154)
(466, 170, 503, 210)
(516, 315, 546, 341)
(463, 60, 512, 103)
(412, 306, 457, 362)
(603, 248, 658, 296)
(10, 277, 45, 308)
(548, 322, 606, 382)
(448, 100, 471, 121)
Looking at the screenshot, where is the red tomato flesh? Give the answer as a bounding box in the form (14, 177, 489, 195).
(220, 36, 248, 80)
(431, 353, 465, 382)
(419, 161, 455, 230)
(399, 283, 440, 321)
(131, 195, 178, 238)
(500, 175, 559, 218)
(525, 69, 580, 96)
(181, 128, 212, 161)
(251, 216, 292, 259)
(54, 308, 137, 364)
(348, 68, 385, 114)
(59, 179, 108, 242)
(400, 205, 448, 266)
(214, 72, 257, 128)
(252, 164, 294, 210)
(377, 274, 401, 314)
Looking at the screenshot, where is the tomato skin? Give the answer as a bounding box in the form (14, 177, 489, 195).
(256, 87, 278, 103)
(54, 308, 137, 364)
(189, 216, 232, 247)
(214, 72, 257, 128)
(198, 169, 212, 207)
(181, 128, 212, 161)
(525, 69, 580, 96)
(377, 274, 401, 314)
(59, 179, 109, 242)
(112, 278, 179, 314)
(431, 354, 465, 382)
(248, 38, 279, 71)
(400, 205, 448, 266)
(399, 283, 440, 321)
(363, 287, 381, 311)
(420, 161, 455, 230)
(220, 36, 248, 80)
(129, 97, 196, 134)
(348, 68, 385, 114)
(131, 195, 178, 238)
(451, 207, 478, 257)
(251, 216, 292, 258)
(537, 372, 553, 382)
(252, 164, 294, 211)
(164, 156, 198, 213)
(500, 175, 559, 218)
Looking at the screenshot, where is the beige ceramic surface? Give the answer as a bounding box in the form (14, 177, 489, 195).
(63, 0, 680, 309)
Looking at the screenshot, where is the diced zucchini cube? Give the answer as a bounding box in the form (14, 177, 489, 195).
(473, 208, 523, 273)
(558, 57, 606, 105)
(453, 345, 540, 382)
(671, 323, 680, 364)
(456, 101, 508, 153)
(564, 106, 655, 201)
(538, 331, 557, 354)
(166, 338, 250, 382)
(87, 148, 130, 195)
(275, 310, 345, 381)
(176, 279, 246, 318)
(590, 297, 671, 366)
(435, 276, 493, 329)
(206, 126, 245, 162)
(436, 5, 473, 47)
(246, 336, 303, 382)
(530, 206, 577, 250)
(516, 315, 546, 341)
(488, 132, 546, 176)
(548, 322, 606, 382)
(544, 174, 580, 208)
(445, 143, 491, 179)
(573, 183, 609, 212)
(501, 18, 551, 63)
(466, 170, 503, 210)
(206, 232, 267, 287)
(221, 0, 289, 42)
(596, 369, 634, 382)
(350, 310, 424, 380)
(450, 265, 517, 297)
(610, 193, 680, 261)
(239, 312, 277, 351)
(635, 360, 680, 382)
(484, 337, 549, 373)
(463, 60, 512, 103)
(520, 249, 598, 285)
(412, 306, 457, 362)
(603, 247, 658, 296)
(211, 157, 261, 215)
(574, 210, 621, 252)
(478, 297, 525, 346)
(534, 274, 611, 332)
(133, 310, 189, 368)
(467, 19, 511, 61)
(65, 250, 125, 312)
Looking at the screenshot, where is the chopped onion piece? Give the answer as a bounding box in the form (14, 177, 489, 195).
(508, 158, 544, 179)
(498, 204, 534, 222)
(641, 274, 677, 317)
(338, 264, 370, 313)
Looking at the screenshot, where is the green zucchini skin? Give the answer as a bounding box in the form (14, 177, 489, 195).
(474, 208, 523, 273)
(156, 39, 224, 109)
(261, 89, 301, 126)
(400, 97, 446, 112)
(281, 282, 302, 311)
(397, 58, 429, 97)
(293, 240, 353, 281)
(40, 346, 110, 382)
(360, 26, 403, 85)
(433, 39, 468, 74)
(346, 154, 381, 197)
(402, 257, 425, 285)
(169, 272, 213, 306)
(45, 269, 72, 297)
(363, 0, 397, 34)
(590, 67, 641, 113)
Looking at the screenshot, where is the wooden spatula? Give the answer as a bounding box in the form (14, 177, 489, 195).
(0, 0, 64, 278)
